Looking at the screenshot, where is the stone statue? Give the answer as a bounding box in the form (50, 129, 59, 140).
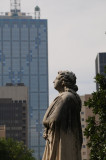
(42, 71, 82, 160)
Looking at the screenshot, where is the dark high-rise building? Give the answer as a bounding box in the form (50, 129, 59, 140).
(95, 52, 106, 89)
(0, 1, 48, 159)
(0, 99, 28, 145)
(95, 52, 106, 75)
(0, 85, 28, 146)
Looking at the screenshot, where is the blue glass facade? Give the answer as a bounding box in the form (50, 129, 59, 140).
(0, 18, 48, 159)
(95, 52, 106, 75)
(95, 52, 106, 90)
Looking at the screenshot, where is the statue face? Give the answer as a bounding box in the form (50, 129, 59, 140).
(53, 75, 62, 91)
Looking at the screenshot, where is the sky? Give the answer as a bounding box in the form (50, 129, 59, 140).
(1, 0, 106, 102)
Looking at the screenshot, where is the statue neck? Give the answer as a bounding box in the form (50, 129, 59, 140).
(58, 86, 69, 93)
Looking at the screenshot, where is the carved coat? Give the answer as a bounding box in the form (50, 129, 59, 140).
(42, 90, 82, 160)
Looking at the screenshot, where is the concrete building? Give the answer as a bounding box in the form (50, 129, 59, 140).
(0, 85, 28, 146)
(80, 94, 93, 160)
(0, 1, 48, 159)
(95, 52, 106, 89)
(0, 125, 6, 138)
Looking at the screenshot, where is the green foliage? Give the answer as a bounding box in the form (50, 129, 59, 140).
(84, 69, 106, 160)
(0, 138, 36, 160)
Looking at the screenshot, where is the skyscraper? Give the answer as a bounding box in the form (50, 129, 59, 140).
(95, 52, 106, 75)
(95, 52, 106, 89)
(0, 1, 48, 159)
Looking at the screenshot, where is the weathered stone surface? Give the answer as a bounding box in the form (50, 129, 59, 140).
(42, 71, 82, 160)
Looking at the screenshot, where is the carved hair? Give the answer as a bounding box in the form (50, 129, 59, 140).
(58, 71, 78, 92)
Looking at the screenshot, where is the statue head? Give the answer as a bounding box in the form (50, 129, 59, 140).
(53, 71, 78, 92)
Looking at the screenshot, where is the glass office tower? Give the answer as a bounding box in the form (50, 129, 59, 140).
(95, 52, 106, 75)
(0, 10, 48, 159)
(95, 52, 106, 90)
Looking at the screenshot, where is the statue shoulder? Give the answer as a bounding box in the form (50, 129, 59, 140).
(61, 92, 81, 108)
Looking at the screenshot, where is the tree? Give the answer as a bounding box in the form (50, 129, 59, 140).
(84, 68, 106, 160)
(0, 138, 36, 160)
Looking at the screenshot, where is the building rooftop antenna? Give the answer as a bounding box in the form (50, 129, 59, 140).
(35, 5, 40, 19)
(10, 0, 21, 16)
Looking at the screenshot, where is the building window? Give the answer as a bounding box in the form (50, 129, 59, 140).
(30, 93, 38, 109)
(12, 42, 20, 58)
(3, 42, 11, 58)
(12, 27, 19, 40)
(39, 75, 47, 92)
(3, 25, 10, 40)
(40, 136, 45, 146)
(30, 76, 38, 92)
(21, 27, 28, 40)
(83, 152, 86, 155)
(39, 58, 47, 74)
(40, 93, 48, 109)
(39, 42, 47, 58)
(82, 118, 84, 121)
(31, 130, 39, 146)
(30, 59, 38, 74)
(81, 112, 84, 114)
(83, 145, 86, 148)
(40, 111, 46, 123)
(21, 42, 29, 58)
(82, 125, 85, 128)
